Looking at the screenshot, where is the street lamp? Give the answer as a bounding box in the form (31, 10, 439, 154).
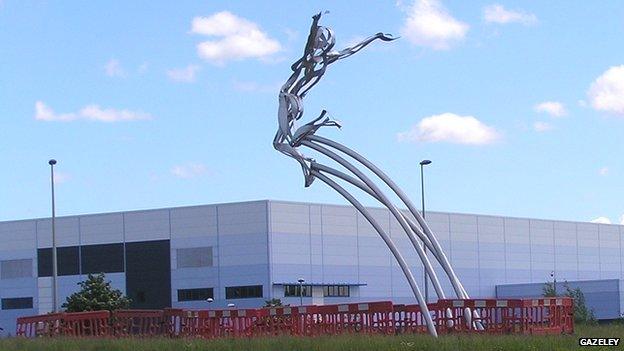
(48, 159, 58, 313)
(297, 278, 305, 306)
(419, 159, 432, 303)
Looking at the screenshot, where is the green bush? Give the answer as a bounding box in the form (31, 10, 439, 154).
(542, 280, 596, 324)
(62, 273, 131, 312)
(563, 283, 596, 325)
(542, 281, 557, 297)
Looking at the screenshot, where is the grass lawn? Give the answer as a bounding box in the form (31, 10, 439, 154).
(0, 324, 622, 351)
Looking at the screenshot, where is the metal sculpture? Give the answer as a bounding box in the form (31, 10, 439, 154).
(274, 12, 474, 337)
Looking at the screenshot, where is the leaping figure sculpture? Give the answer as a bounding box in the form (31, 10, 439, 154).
(274, 12, 476, 337)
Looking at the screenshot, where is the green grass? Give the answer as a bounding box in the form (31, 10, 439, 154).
(0, 324, 622, 351)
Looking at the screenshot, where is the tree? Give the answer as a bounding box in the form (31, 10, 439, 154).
(62, 273, 131, 312)
(563, 283, 596, 324)
(542, 281, 557, 297)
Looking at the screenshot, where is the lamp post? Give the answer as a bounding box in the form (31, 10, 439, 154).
(48, 159, 58, 313)
(419, 159, 432, 303)
(297, 278, 305, 306)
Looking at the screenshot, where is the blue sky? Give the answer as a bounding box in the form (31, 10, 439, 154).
(1, 1, 623, 224)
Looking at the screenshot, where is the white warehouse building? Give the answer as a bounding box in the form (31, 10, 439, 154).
(0, 199, 623, 335)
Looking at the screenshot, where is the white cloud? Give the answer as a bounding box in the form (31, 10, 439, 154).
(166, 65, 201, 83)
(35, 101, 151, 122)
(171, 163, 208, 179)
(620, 214, 624, 225)
(588, 65, 624, 115)
(104, 59, 125, 77)
(483, 4, 537, 25)
(399, 0, 468, 50)
(191, 11, 281, 65)
(35, 101, 77, 121)
(534, 101, 567, 117)
(533, 121, 553, 132)
(599, 167, 609, 176)
(397, 113, 500, 145)
(591, 216, 611, 224)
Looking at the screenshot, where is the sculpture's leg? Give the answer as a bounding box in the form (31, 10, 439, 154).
(308, 135, 467, 299)
(302, 141, 446, 301)
(313, 164, 450, 282)
(313, 163, 437, 251)
(308, 136, 484, 330)
(312, 164, 458, 327)
(310, 170, 438, 337)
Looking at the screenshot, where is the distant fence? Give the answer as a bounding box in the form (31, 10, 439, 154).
(16, 298, 573, 338)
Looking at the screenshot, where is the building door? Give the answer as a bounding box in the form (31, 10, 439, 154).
(125, 240, 171, 309)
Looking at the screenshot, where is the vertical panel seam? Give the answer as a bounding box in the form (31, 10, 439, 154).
(216, 205, 221, 300)
(575, 223, 579, 280)
(502, 217, 507, 284)
(476, 216, 481, 297)
(355, 209, 360, 296)
(78, 217, 82, 276)
(265, 200, 272, 300)
(528, 220, 533, 282)
(552, 221, 556, 280)
(598, 224, 602, 279)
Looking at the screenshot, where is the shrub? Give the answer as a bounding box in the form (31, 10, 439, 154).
(563, 283, 596, 325)
(62, 273, 131, 312)
(542, 281, 557, 297)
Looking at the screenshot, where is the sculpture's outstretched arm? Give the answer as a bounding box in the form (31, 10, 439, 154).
(286, 12, 397, 98)
(326, 32, 396, 64)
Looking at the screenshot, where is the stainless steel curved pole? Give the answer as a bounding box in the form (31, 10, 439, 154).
(310, 169, 438, 336)
(309, 135, 468, 298)
(302, 141, 447, 300)
(271, 12, 477, 336)
(312, 163, 437, 251)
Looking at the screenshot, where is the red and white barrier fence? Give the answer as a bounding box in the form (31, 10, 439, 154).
(15, 298, 574, 338)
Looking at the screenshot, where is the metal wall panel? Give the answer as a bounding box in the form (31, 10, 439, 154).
(0, 259, 33, 279)
(176, 247, 213, 268)
(497, 279, 621, 319)
(80, 213, 124, 245)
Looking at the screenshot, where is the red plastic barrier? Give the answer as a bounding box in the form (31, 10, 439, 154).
(16, 298, 574, 338)
(162, 308, 185, 337)
(63, 310, 110, 337)
(112, 310, 164, 337)
(393, 303, 443, 334)
(518, 298, 575, 335)
(16, 312, 63, 337)
(435, 298, 575, 335)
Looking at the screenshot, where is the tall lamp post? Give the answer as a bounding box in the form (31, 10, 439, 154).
(48, 159, 58, 313)
(419, 159, 432, 303)
(297, 278, 305, 306)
